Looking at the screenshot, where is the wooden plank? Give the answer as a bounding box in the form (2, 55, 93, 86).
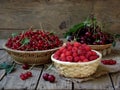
(0, 64, 43, 89)
(74, 74, 113, 90)
(0, 50, 44, 89)
(110, 73, 120, 90)
(0, 39, 7, 49)
(108, 46, 120, 90)
(37, 65, 72, 90)
(0, 50, 10, 63)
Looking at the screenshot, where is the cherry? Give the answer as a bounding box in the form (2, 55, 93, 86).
(85, 32, 91, 37)
(43, 73, 49, 81)
(101, 59, 117, 65)
(48, 75, 55, 83)
(26, 71, 32, 77)
(22, 64, 29, 70)
(6, 29, 63, 51)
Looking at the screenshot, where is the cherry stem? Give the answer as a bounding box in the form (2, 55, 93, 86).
(27, 64, 35, 71)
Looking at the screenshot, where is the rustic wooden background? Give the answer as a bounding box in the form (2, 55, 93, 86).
(0, 0, 120, 39)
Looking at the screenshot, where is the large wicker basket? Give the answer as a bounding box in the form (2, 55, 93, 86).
(51, 50, 102, 78)
(3, 44, 60, 65)
(89, 44, 112, 56)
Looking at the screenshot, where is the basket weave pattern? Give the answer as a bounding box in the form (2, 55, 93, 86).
(54, 60, 99, 78)
(89, 44, 112, 56)
(51, 50, 102, 78)
(3, 44, 59, 65)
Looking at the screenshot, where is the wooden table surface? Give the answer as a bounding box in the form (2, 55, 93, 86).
(0, 40, 120, 90)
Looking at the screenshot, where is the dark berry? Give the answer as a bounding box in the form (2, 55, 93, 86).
(22, 64, 29, 70)
(43, 73, 49, 81)
(48, 75, 55, 83)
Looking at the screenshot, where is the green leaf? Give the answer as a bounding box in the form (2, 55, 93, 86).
(0, 62, 16, 74)
(0, 62, 10, 69)
(115, 34, 120, 38)
(21, 38, 30, 45)
(11, 33, 18, 38)
(6, 63, 16, 74)
(112, 41, 116, 47)
(64, 23, 84, 37)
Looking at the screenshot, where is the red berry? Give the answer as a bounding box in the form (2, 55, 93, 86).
(73, 42, 80, 47)
(83, 59, 89, 62)
(74, 56, 80, 62)
(65, 51, 72, 56)
(22, 64, 29, 70)
(48, 75, 55, 83)
(26, 71, 32, 77)
(43, 73, 49, 81)
(89, 55, 98, 61)
(66, 56, 73, 62)
(101, 59, 116, 65)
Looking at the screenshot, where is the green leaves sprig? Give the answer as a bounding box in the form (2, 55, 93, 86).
(0, 62, 16, 74)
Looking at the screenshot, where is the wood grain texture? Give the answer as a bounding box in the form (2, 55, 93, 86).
(74, 74, 113, 90)
(37, 65, 72, 90)
(0, 64, 43, 89)
(0, 0, 93, 38)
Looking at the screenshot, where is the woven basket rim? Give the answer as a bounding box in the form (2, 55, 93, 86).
(3, 43, 61, 53)
(88, 43, 112, 46)
(51, 50, 102, 65)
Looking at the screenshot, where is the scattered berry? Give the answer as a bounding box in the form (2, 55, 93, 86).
(22, 64, 29, 70)
(42, 73, 56, 83)
(48, 75, 55, 83)
(43, 73, 49, 81)
(20, 71, 33, 80)
(101, 59, 117, 65)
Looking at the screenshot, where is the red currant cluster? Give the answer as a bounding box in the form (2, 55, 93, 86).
(53, 42, 99, 62)
(6, 29, 63, 51)
(101, 59, 117, 65)
(20, 71, 32, 80)
(42, 73, 55, 83)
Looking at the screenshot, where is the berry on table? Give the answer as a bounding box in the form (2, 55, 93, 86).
(43, 73, 49, 81)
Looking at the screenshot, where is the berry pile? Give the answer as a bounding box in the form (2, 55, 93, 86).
(6, 29, 63, 51)
(43, 73, 55, 83)
(101, 59, 117, 65)
(53, 42, 99, 62)
(20, 71, 32, 80)
(65, 16, 114, 45)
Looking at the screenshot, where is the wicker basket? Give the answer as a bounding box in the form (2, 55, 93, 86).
(89, 44, 112, 56)
(51, 50, 102, 78)
(3, 44, 60, 65)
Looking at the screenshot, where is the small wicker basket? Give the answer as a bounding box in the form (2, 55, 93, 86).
(51, 50, 102, 78)
(89, 44, 112, 56)
(3, 44, 60, 65)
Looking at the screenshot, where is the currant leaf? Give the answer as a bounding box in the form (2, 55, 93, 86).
(21, 38, 30, 45)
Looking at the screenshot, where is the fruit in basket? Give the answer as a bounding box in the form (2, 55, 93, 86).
(51, 42, 102, 78)
(5, 28, 63, 51)
(53, 42, 99, 62)
(64, 15, 114, 45)
(3, 28, 63, 65)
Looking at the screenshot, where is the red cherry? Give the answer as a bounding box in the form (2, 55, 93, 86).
(22, 64, 29, 70)
(48, 75, 55, 82)
(43, 73, 49, 81)
(26, 71, 32, 77)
